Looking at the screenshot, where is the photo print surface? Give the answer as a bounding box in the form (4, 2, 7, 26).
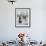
(15, 8, 31, 27)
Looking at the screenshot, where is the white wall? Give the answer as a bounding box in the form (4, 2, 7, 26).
(0, 0, 46, 42)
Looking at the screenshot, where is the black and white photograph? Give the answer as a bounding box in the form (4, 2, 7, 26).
(15, 8, 31, 27)
(0, 0, 46, 46)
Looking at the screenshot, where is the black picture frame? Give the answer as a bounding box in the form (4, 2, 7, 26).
(15, 8, 31, 28)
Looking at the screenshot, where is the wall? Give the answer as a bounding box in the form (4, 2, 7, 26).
(0, 0, 46, 42)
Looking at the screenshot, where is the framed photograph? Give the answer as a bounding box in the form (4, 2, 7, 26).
(15, 8, 31, 27)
